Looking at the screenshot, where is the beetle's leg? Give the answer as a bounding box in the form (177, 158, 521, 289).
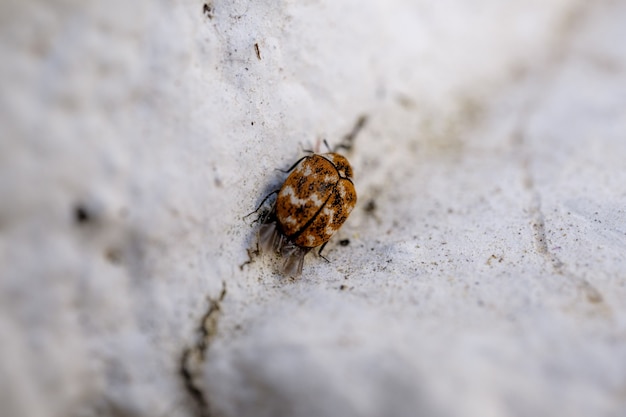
(275, 156, 309, 173)
(243, 190, 279, 220)
(317, 242, 330, 263)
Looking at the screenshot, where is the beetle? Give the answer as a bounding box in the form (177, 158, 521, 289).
(258, 152, 357, 276)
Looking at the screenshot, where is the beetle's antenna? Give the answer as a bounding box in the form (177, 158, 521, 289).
(275, 156, 309, 173)
(299, 141, 315, 154)
(334, 114, 368, 152)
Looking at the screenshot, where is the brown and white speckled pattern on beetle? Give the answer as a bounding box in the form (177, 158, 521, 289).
(258, 153, 357, 277)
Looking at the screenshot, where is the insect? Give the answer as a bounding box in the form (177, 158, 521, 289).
(257, 152, 357, 276)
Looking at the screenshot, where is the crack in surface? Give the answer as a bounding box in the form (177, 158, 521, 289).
(518, 135, 608, 310)
(179, 282, 227, 417)
(511, 1, 609, 309)
(524, 169, 564, 271)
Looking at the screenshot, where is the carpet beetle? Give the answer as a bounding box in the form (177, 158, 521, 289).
(258, 152, 357, 276)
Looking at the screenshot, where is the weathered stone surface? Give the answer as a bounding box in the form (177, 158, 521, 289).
(1, 1, 624, 417)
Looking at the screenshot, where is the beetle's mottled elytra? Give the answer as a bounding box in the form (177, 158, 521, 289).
(258, 152, 357, 276)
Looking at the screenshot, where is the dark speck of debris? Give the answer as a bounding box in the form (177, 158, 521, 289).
(364, 199, 376, 213)
(396, 94, 416, 108)
(105, 247, 122, 265)
(339, 285, 347, 290)
(203, 3, 214, 19)
(74, 204, 91, 224)
(254, 43, 261, 60)
(339, 239, 350, 247)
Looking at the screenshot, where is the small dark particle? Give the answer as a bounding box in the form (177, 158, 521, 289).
(105, 248, 122, 264)
(339, 239, 350, 247)
(396, 94, 416, 108)
(339, 284, 347, 290)
(74, 204, 91, 224)
(254, 43, 261, 60)
(203, 3, 214, 19)
(364, 199, 376, 213)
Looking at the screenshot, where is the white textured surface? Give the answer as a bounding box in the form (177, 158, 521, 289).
(1, 1, 626, 417)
